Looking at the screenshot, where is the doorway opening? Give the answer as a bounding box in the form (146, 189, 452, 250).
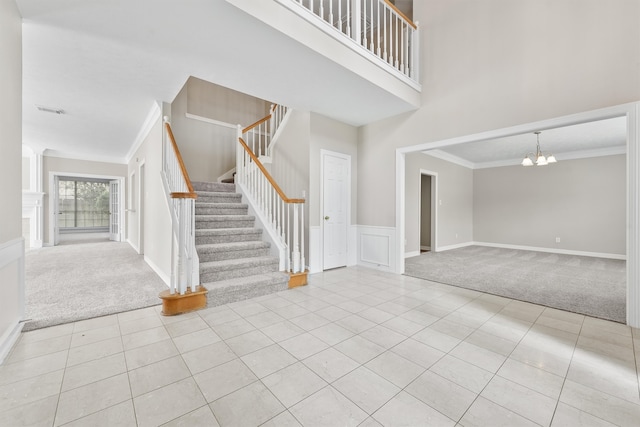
(50, 172, 125, 246)
(420, 170, 437, 253)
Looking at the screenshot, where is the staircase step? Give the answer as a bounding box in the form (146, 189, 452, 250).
(196, 192, 242, 204)
(196, 241, 270, 262)
(195, 215, 255, 229)
(200, 256, 279, 282)
(195, 228, 263, 245)
(195, 203, 248, 216)
(192, 181, 236, 193)
(204, 272, 289, 308)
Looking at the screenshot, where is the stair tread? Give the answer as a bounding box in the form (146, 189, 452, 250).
(203, 272, 288, 289)
(200, 256, 278, 269)
(195, 228, 262, 236)
(196, 215, 255, 220)
(195, 202, 248, 208)
(195, 191, 241, 196)
(196, 241, 270, 251)
(192, 182, 236, 193)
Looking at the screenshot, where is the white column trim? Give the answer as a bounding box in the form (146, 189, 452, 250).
(627, 103, 640, 327)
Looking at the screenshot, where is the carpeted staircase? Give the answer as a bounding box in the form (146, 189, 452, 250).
(192, 181, 289, 307)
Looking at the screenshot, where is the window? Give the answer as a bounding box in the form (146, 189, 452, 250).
(58, 178, 110, 230)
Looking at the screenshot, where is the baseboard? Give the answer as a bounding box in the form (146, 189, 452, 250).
(437, 242, 475, 252)
(144, 255, 170, 287)
(126, 239, 140, 254)
(405, 251, 420, 258)
(0, 321, 24, 364)
(473, 241, 627, 260)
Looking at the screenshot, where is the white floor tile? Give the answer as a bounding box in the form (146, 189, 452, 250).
(210, 381, 284, 427)
(289, 386, 368, 427)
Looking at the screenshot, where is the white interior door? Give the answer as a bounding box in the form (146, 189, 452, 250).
(109, 180, 120, 241)
(322, 151, 349, 270)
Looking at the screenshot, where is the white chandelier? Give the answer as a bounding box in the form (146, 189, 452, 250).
(521, 131, 557, 166)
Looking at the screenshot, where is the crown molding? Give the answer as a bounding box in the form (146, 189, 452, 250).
(125, 101, 162, 164)
(424, 146, 627, 170)
(43, 149, 126, 165)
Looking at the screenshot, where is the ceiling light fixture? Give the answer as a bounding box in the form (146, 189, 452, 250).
(521, 131, 557, 166)
(36, 105, 65, 115)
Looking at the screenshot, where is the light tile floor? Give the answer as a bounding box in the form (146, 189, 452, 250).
(1, 266, 640, 426)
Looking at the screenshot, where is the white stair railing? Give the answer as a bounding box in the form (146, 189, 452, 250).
(242, 104, 290, 160)
(285, 0, 419, 81)
(236, 123, 306, 274)
(161, 117, 199, 295)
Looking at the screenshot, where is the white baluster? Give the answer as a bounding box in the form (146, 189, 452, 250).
(293, 203, 300, 273)
(376, 0, 380, 57)
(329, 0, 333, 28)
(369, 0, 374, 51)
(382, 4, 386, 61)
(395, 15, 399, 69)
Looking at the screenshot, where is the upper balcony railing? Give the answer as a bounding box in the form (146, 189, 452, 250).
(286, 0, 419, 82)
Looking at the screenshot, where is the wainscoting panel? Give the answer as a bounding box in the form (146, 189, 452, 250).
(0, 238, 25, 364)
(357, 226, 396, 273)
(309, 226, 321, 274)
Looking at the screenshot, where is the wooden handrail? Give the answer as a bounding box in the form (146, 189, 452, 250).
(383, 0, 417, 30)
(165, 122, 197, 199)
(242, 115, 272, 134)
(238, 137, 305, 204)
(171, 192, 198, 199)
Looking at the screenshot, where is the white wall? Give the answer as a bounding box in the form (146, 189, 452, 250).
(42, 156, 128, 245)
(309, 113, 359, 271)
(171, 77, 269, 182)
(271, 110, 311, 202)
(405, 153, 473, 254)
(0, 0, 24, 363)
(127, 115, 172, 284)
(309, 113, 359, 227)
(474, 154, 626, 256)
(358, 0, 640, 229)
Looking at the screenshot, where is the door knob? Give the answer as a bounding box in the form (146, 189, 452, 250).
(324, 216, 330, 220)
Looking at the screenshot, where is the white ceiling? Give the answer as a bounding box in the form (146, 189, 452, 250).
(18, 0, 418, 162)
(426, 116, 628, 169)
(19, 1, 626, 167)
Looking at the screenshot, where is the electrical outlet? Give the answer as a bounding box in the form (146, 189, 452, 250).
(556, 237, 561, 243)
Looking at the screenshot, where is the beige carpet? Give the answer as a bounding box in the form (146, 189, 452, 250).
(24, 241, 167, 331)
(405, 246, 626, 323)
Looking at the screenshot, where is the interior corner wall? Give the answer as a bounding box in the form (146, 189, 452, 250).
(127, 116, 172, 284)
(405, 153, 473, 254)
(358, 0, 640, 229)
(0, 0, 24, 363)
(187, 76, 270, 124)
(269, 110, 311, 259)
(170, 77, 270, 183)
(473, 155, 626, 255)
(42, 157, 128, 245)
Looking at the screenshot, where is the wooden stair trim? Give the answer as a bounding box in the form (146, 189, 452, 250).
(288, 270, 308, 288)
(159, 285, 208, 315)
